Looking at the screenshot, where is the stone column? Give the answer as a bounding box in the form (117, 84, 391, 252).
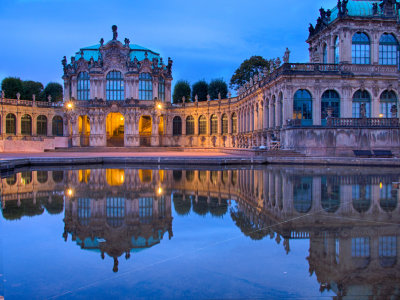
(32, 114, 37, 136)
(371, 33, 379, 65)
(165, 80, 172, 103)
(16, 113, 21, 136)
(70, 115, 80, 147)
(194, 115, 199, 135)
(152, 78, 158, 100)
(276, 101, 282, 127)
(47, 115, 53, 137)
(70, 78, 77, 100)
(372, 94, 380, 118)
(313, 90, 321, 125)
(264, 103, 269, 130)
(340, 30, 352, 64)
(269, 102, 275, 128)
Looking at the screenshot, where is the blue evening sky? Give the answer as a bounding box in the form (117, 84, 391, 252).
(0, 0, 337, 92)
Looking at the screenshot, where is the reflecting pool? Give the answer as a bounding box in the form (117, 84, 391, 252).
(1, 165, 400, 299)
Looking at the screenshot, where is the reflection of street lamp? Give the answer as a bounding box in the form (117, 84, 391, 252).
(157, 187, 163, 195)
(66, 188, 74, 197)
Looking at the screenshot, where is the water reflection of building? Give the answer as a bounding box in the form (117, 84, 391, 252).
(2, 166, 400, 293)
(229, 167, 400, 299)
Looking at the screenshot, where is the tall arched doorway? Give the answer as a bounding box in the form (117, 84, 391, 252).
(106, 113, 124, 147)
(78, 115, 90, 147)
(139, 116, 152, 146)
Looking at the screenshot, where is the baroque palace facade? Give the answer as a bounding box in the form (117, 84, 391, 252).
(1, 0, 400, 155)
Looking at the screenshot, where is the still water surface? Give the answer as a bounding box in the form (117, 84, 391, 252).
(1, 165, 400, 299)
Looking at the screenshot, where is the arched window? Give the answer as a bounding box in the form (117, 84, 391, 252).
(106, 71, 124, 101)
(293, 89, 313, 126)
(199, 115, 207, 135)
(21, 115, 32, 135)
(321, 90, 340, 125)
(78, 198, 91, 226)
(52, 171, 64, 183)
(321, 177, 340, 213)
(210, 114, 218, 135)
(231, 113, 237, 134)
(334, 36, 340, 64)
(186, 116, 194, 135)
(293, 177, 312, 213)
(380, 90, 398, 118)
(322, 43, 328, 64)
(352, 185, 371, 213)
(352, 32, 370, 64)
(107, 197, 125, 227)
(158, 77, 165, 101)
(221, 114, 228, 134)
(21, 171, 32, 185)
(37, 171, 48, 184)
(352, 90, 371, 118)
(139, 73, 153, 100)
(77, 72, 90, 100)
(37, 115, 47, 136)
(139, 197, 153, 224)
(52, 116, 63, 136)
(379, 33, 399, 65)
(173, 116, 182, 136)
(6, 113, 16, 134)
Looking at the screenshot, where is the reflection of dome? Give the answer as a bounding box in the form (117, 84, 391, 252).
(64, 192, 173, 272)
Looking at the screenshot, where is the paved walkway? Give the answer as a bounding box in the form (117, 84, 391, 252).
(0, 151, 236, 159)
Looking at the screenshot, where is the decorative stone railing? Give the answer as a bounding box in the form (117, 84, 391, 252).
(328, 117, 399, 127)
(287, 118, 400, 128)
(238, 63, 399, 99)
(0, 98, 64, 107)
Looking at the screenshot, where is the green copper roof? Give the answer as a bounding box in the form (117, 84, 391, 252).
(330, 0, 388, 22)
(74, 42, 161, 63)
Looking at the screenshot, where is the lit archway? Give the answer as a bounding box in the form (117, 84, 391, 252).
(139, 115, 152, 146)
(78, 115, 90, 147)
(106, 113, 124, 147)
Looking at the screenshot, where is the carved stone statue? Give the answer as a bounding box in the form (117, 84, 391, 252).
(112, 25, 118, 40)
(16, 92, 20, 100)
(195, 94, 198, 102)
(228, 91, 232, 99)
(100, 38, 104, 46)
(218, 92, 221, 100)
(342, 0, 348, 16)
(32, 94, 36, 102)
(283, 48, 290, 64)
(275, 57, 281, 69)
(372, 3, 378, 15)
(124, 38, 130, 47)
(391, 104, 398, 118)
(1, 90, 4, 99)
(308, 23, 315, 36)
(360, 103, 366, 118)
(182, 96, 186, 103)
(48, 95, 52, 103)
(62, 56, 67, 67)
(167, 57, 173, 75)
(207, 94, 210, 101)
